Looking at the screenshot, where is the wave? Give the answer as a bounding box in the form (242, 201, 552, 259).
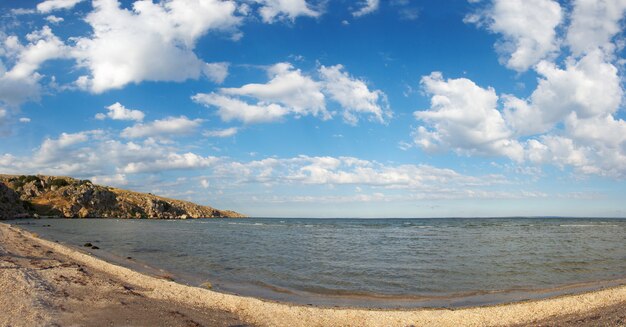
(559, 224, 619, 227)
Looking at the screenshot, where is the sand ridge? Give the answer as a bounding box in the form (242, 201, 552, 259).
(1, 222, 625, 326)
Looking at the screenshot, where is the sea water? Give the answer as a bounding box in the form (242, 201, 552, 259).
(17, 217, 626, 307)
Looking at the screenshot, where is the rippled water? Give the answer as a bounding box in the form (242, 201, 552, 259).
(17, 218, 626, 307)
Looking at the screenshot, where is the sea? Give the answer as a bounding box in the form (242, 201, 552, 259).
(16, 217, 626, 308)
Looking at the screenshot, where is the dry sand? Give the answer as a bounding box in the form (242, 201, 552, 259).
(1, 222, 624, 327)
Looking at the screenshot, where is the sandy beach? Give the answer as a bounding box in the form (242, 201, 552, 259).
(1, 222, 624, 327)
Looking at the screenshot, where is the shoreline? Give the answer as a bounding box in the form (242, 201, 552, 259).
(204, 273, 626, 310)
(1, 222, 625, 326)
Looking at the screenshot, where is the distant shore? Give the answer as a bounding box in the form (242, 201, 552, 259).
(1, 222, 625, 327)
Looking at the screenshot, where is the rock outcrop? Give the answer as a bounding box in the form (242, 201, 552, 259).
(0, 182, 29, 219)
(0, 174, 245, 219)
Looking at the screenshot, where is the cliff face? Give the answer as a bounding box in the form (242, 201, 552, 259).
(0, 174, 245, 219)
(0, 182, 29, 219)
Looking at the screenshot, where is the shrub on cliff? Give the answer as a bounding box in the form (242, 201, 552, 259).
(50, 178, 70, 188)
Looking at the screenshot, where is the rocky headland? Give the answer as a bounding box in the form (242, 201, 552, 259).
(0, 174, 245, 219)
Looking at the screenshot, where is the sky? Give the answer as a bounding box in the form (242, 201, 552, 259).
(0, 0, 625, 218)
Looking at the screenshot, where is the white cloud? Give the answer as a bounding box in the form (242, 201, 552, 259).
(19, 117, 31, 123)
(121, 152, 218, 173)
(526, 135, 591, 170)
(0, 131, 217, 176)
(467, 0, 562, 72)
(91, 173, 128, 186)
(0, 129, 553, 206)
(504, 50, 622, 136)
(7, 27, 67, 80)
(256, 189, 548, 204)
(319, 64, 390, 125)
(37, 0, 83, 13)
(45, 15, 65, 24)
(523, 113, 626, 178)
(193, 93, 289, 124)
(203, 127, 239, 137)
(414, 50, 626, 177)
(0, 26, 65, 132)
(566, 0, 626, 56)
(452, 1, 626, 177)
(35, 130, 102, 164)
(220, 62, 329, 119)
(211, 155, 509, 189)
(10, 8, 37, 15)
(203, 62, 229, 84)
(72, 0, 240, 93)
(195, 63, 390, 125)
(95, 102, 145, 122)
(0, 26, 67, 106)
(413, 72, 523, 161)
(413, 54, 626, 177)
(353, 0, 379, 17)
(121, 116, 203, 138)
(255, 0, 320, 23)
(200, 179, 210, 188)
(565, 114, 626, 150)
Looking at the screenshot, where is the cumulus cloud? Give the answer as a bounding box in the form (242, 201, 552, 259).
(203, 62, 229, 84)
(200, 179, 210, 188)
(0, 131, 216, 176)
(414, 72, 523, 161)
(566, 0, 626, 56)
(414, 48, 626, 177)
(72, 0, 240, 93)
(0, 128, 555, 207)
(1, 129, 495, 188)
(520, 111, 626, 178)
(255, 0, 320, 23)
(0, 26, 67, 107)
(37, 0, 84, 13)
(121, 152, 218, 173)
(504, 50, 622, 136)
(95, 102, 145, 122)
(203, 127, 239, 137)
(288, 156, 505, 187)
(353, 0, 379, 17)
(416, 0, 626, 178)
(192, 93, 289, 123)
(526, 135, 592, 171)
(318, 64, 390, 124)
(91, 173, 128, 186)
(194, 62, 389, 125)
(207, 155, 510, 191)
(121, 116, 203, 138)
(466, 0, 562, 72)
(45, 15, 65, 24)
(220, 62, 329, 119)
(35, 130, 102, 164)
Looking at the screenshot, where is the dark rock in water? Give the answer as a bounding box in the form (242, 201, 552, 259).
(126, 257, 133, 260)
(91, 246, 99, 250)
(83, 242, 93, 247)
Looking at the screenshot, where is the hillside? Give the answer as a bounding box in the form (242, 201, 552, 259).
(0, 174, 245, 219)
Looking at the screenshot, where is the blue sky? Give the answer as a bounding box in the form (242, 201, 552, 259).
(1, 0, 625, 217)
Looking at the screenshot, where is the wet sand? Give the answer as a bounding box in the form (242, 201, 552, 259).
(1, 222, 624, 326)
